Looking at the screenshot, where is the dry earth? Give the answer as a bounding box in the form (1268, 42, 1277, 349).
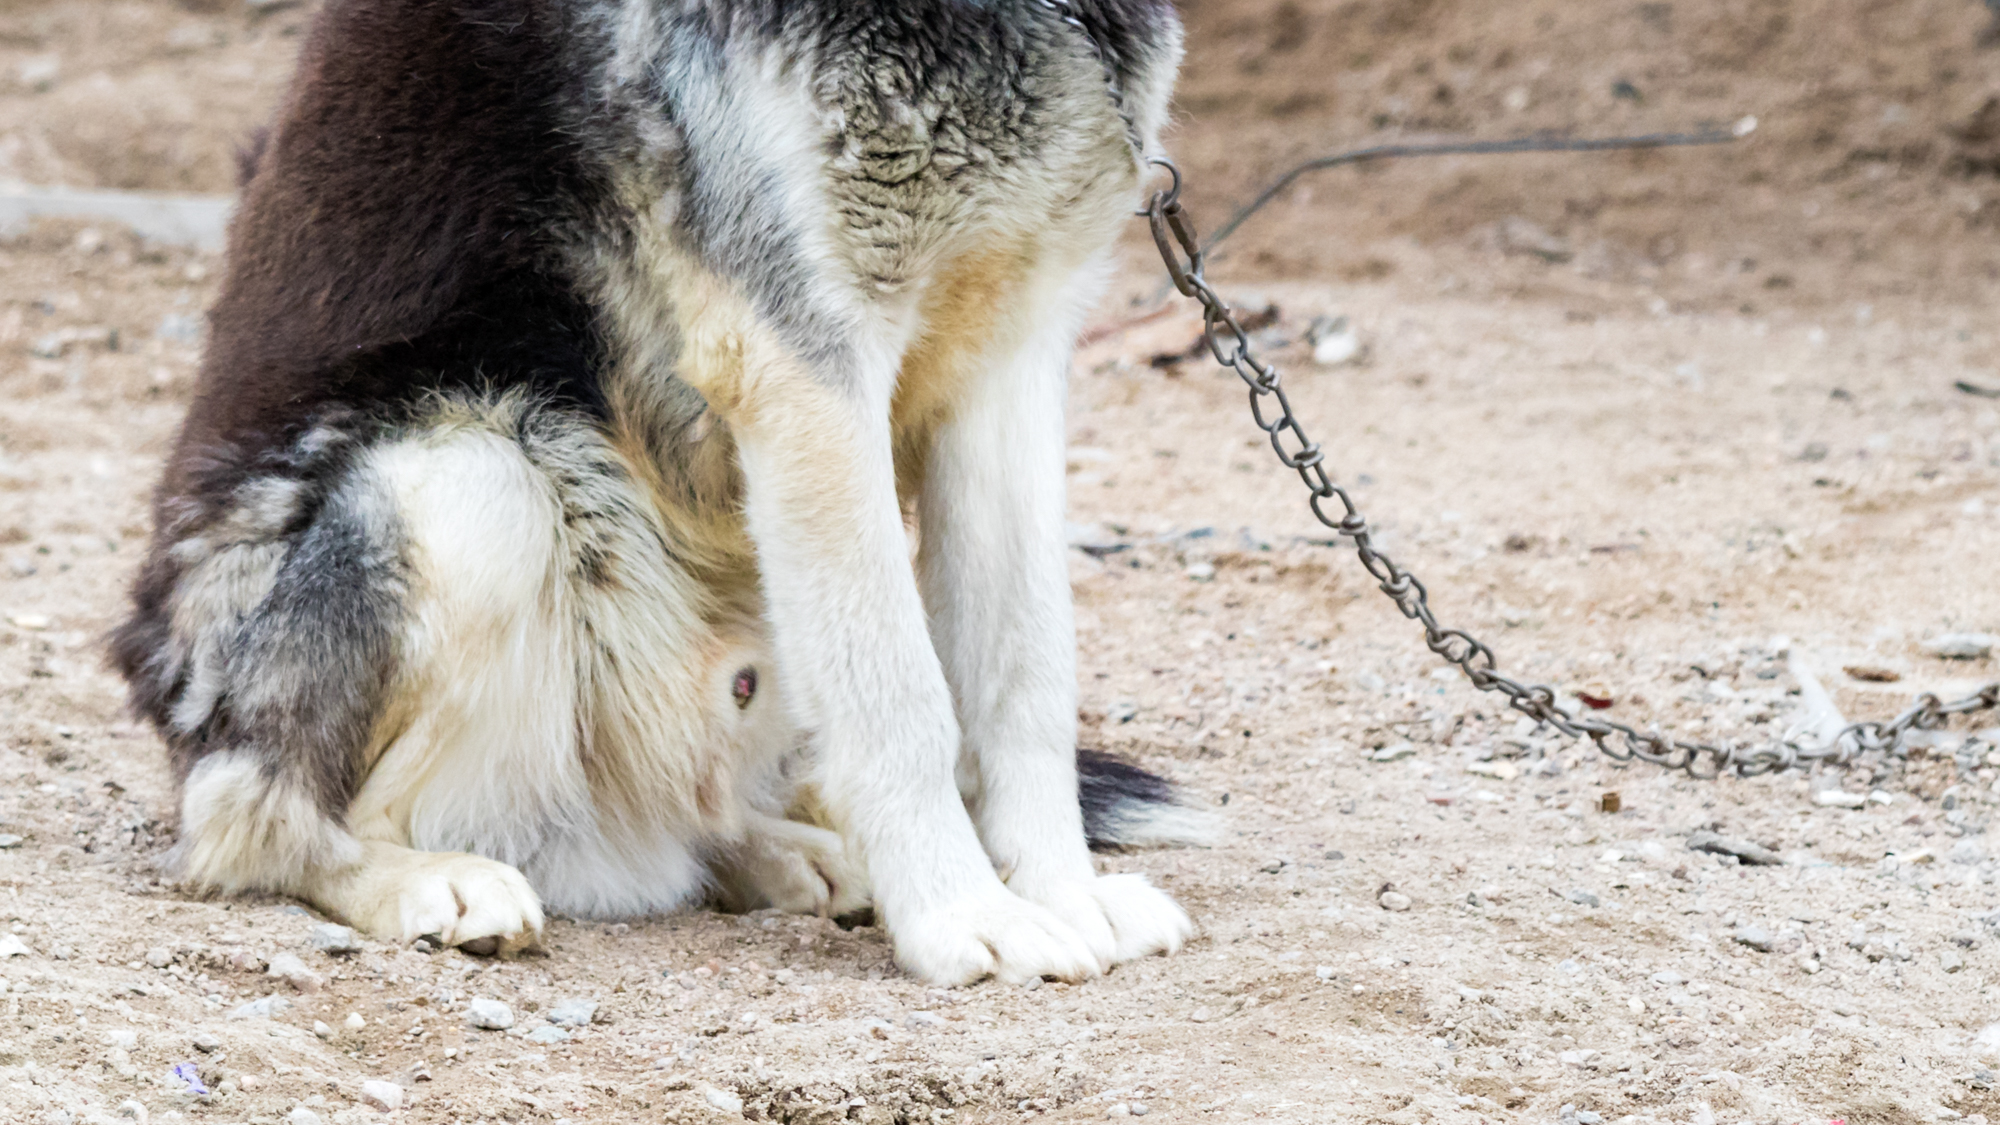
(1, 2, 1999, 1125)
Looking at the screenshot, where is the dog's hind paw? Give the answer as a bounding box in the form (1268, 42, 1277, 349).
(312, 842, 544, 957)
(890, 885, 1103, 987)
(1013, 872, 1192, 966)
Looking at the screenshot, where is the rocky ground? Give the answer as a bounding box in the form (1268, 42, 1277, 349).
(1, 1, 2000, 1124)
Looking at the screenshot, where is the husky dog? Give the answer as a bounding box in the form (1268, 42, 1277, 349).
(111, 0, 1203, 986)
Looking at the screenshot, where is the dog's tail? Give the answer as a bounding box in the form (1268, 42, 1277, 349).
(1078, 749, 1217, 851)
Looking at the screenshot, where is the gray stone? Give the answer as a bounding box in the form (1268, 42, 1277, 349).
(192, 1030, 222, 1052)
(143, 947, 172, 969)
(1649, 970, 1686, 986)
(0, 834, 23, 848)
(229, 995, 290, 1020)
(1733, 926, 1776, 952)
(266, 952, 322, 992)
(465, 998, 514, 1031)
(1921, 633, 1997, 660)
(1685, 830, 1782, 866)
(702, 1085, 745, 1116)
(359, 1079, 402, 1111)
(524, 1025, 569, 1044)
(1942, 949, 1967, 974)
(1566, 889, 1601, 908)
(546, 998, 596, 1027)
(305, 924, 360, 956)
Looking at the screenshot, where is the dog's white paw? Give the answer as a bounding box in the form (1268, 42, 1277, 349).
(319, 844, 544, 957)
(723, 818, 872, 918)
(1013, 872, 1192, 966)
(890, 885, 1103, 987)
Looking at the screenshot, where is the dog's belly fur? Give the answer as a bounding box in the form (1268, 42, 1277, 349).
(112, 0, 1200, 981)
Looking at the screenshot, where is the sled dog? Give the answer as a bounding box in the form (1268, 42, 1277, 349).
(112, 0, 1206, 985)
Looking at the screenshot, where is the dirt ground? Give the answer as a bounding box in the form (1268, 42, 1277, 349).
(1, 1, 1999, 1123)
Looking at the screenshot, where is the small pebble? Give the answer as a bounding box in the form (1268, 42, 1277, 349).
(1921, 633, 1996, 660)
(1733, 925, 1776, 952)
(266, 952, 323, 992)
(906, 1011, 948, 1031)
(1129, 1103, 1150, 1116)
(1942, 949, 1966, 974)
(525, 1025, 569, 1044)
(343, 1012, 366, 1031)
(702, 1085, 745, 1116)
(286, 1109, 322, 1125)
(546, 997, 597, 1027)
(1378, 890, 1413, 912)
(116, 1101, 147, 1123)
(1814, 790, 1867, 809)
(1566, 889, 1600, 908)
(192, 1031, 221, 1052)
(0, 835, 23, 849)
(1649, 970, 1686, 986)
(144, 947, 173, 969)
(229, 995, 291, 1020)
(312, 1020, 332, 1039)
(1106, 1105, 1130, 1119)
(359, 1079, 403, 1111)
(305, 924, 361, 955)
(466, 998, 514, 1030)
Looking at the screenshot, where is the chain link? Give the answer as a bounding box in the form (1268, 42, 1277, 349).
(1045, 0, 2000, 779)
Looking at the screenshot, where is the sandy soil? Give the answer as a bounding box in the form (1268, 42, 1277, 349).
(1, 2, 1999, 1124)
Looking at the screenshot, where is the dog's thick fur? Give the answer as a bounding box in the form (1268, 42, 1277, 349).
(111, 0, 1203, 985)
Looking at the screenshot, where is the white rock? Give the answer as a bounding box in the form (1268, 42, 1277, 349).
(312, 1021, 332, 1040)
(286, 1109, 323, 1125)
(1649, 970, 1686, 986)
(546, 997, 597, 1026)
(1974, 1022, 2000, 1059)
(466, 998, 514, 1030)
(343, 1012, 366, 1031)
(0, 934, 31, 958)
(359, 1079, 402, 1111)
(702, 1085, 745, 1116)
(1378, 890, 1413, 912)
(192, 1031, 221, 1052)
(1921, 633, 1996, 660)
(229, 995, 290, 1020)
(1558, 1048, 1599, 1067)
(143, 947, 173, 969)
(0, 834, 21, 849)
(906, 1011, 948, 1031)
(116, 1101, 148, 1123)
(1814, 790, 1867, 809)
(1371, 743, 1416, 762)
(1465, 760, 1518, 781)
(104, 1029, 138, 1051)
(525, 1025, 569, 1044)
(305, 924, 361, 955)
(266, 952, 323, 992)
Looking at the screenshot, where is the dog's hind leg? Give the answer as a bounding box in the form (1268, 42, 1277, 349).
(912, 256, 1193, 968)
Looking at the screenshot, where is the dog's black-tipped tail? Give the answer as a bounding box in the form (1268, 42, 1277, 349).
(1079, 749, 1218, 851)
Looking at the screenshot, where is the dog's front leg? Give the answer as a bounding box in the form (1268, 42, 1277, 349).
(712, 324, 1102, 987)
(916, 280, 1194, 968)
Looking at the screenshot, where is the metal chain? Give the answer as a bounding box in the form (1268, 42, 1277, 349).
(1045, 1, 2000, 779)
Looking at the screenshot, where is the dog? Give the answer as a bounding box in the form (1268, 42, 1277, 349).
(110, 0, 1206, 986)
